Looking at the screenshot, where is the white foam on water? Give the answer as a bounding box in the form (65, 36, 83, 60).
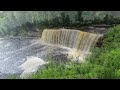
(19, 56, 48, 78)
(41, 29, 103, 62)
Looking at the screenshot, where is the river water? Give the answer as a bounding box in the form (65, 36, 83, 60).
(0, 37, 70, 79)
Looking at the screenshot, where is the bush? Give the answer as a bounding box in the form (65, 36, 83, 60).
(83, 25, 120, 79)
(116, 69, 120, 79)
(103, 25, 120, 48)
(102, 49, 120, 69)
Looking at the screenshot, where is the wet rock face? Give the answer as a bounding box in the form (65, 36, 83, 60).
(95, 37, 104, 47)
(46, 50, 69, 63)
(85, 26, 109, 34)
(35, 46, 70, 63)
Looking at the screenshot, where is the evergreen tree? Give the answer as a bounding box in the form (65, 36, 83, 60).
(114, 17, 120, 24)
(75, 11, 83, 24)
(59, 12, 66, 27)
(109, 15, 115, 25)
(103, 14, 115, 25)
(50, 17, 60, 27)
(64, 14, 70, 27)
(93, 17, 101, 24)
(103, 14, 109, 24)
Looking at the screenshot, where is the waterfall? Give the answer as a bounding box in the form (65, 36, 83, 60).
(41, 29, 103, 62)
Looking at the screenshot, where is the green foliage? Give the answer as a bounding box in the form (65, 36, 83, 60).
(27, 62, 77, 79)
(93, 17, 102, 24)
(85, 25, 120, 79)
(59, 12, 71, 27)
(75, 11, 84, 26)
(26, 61, 115, 79)
(103, 14, 110, 24)
(60, 12, 66, 26)
(116, 69, 120, 78)
(75, 11, 83, 23)
(64, 15, 71, 27)
(91, 66, 115, 79)
(8, 74, 18, 79)
(104, 14, 120, 25)
(102, 49, 120, 69)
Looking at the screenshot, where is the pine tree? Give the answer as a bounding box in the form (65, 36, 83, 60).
(75, 11, 83, 24)
(64, 14, 70, 27)
(103, 14, 114, 25)
(50, 17, 60, 27)
(59, 12, 66, 27)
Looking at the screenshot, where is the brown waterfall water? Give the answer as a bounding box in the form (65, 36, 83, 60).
(41, 29, 103, 62)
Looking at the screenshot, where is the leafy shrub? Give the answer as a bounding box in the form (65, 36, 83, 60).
(116, 69, 120, 79)
(102, 49, 120, 69)
(103, 25, 120, 48)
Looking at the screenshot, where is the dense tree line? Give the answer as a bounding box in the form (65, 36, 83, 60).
(33, 11, 120, 29)
(0, 11, 120, 36)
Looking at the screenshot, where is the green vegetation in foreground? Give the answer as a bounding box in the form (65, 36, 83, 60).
(27, 61, 116, 79)
(9, 25, 120, 79)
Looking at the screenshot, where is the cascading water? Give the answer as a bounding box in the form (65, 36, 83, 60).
(0, 29, 103, 78)
(42, 29, 103, 62)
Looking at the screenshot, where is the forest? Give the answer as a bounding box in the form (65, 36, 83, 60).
(0, 11, 120, 37)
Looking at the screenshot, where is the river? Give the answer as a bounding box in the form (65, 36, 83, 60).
(0, 37, 70, 79)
